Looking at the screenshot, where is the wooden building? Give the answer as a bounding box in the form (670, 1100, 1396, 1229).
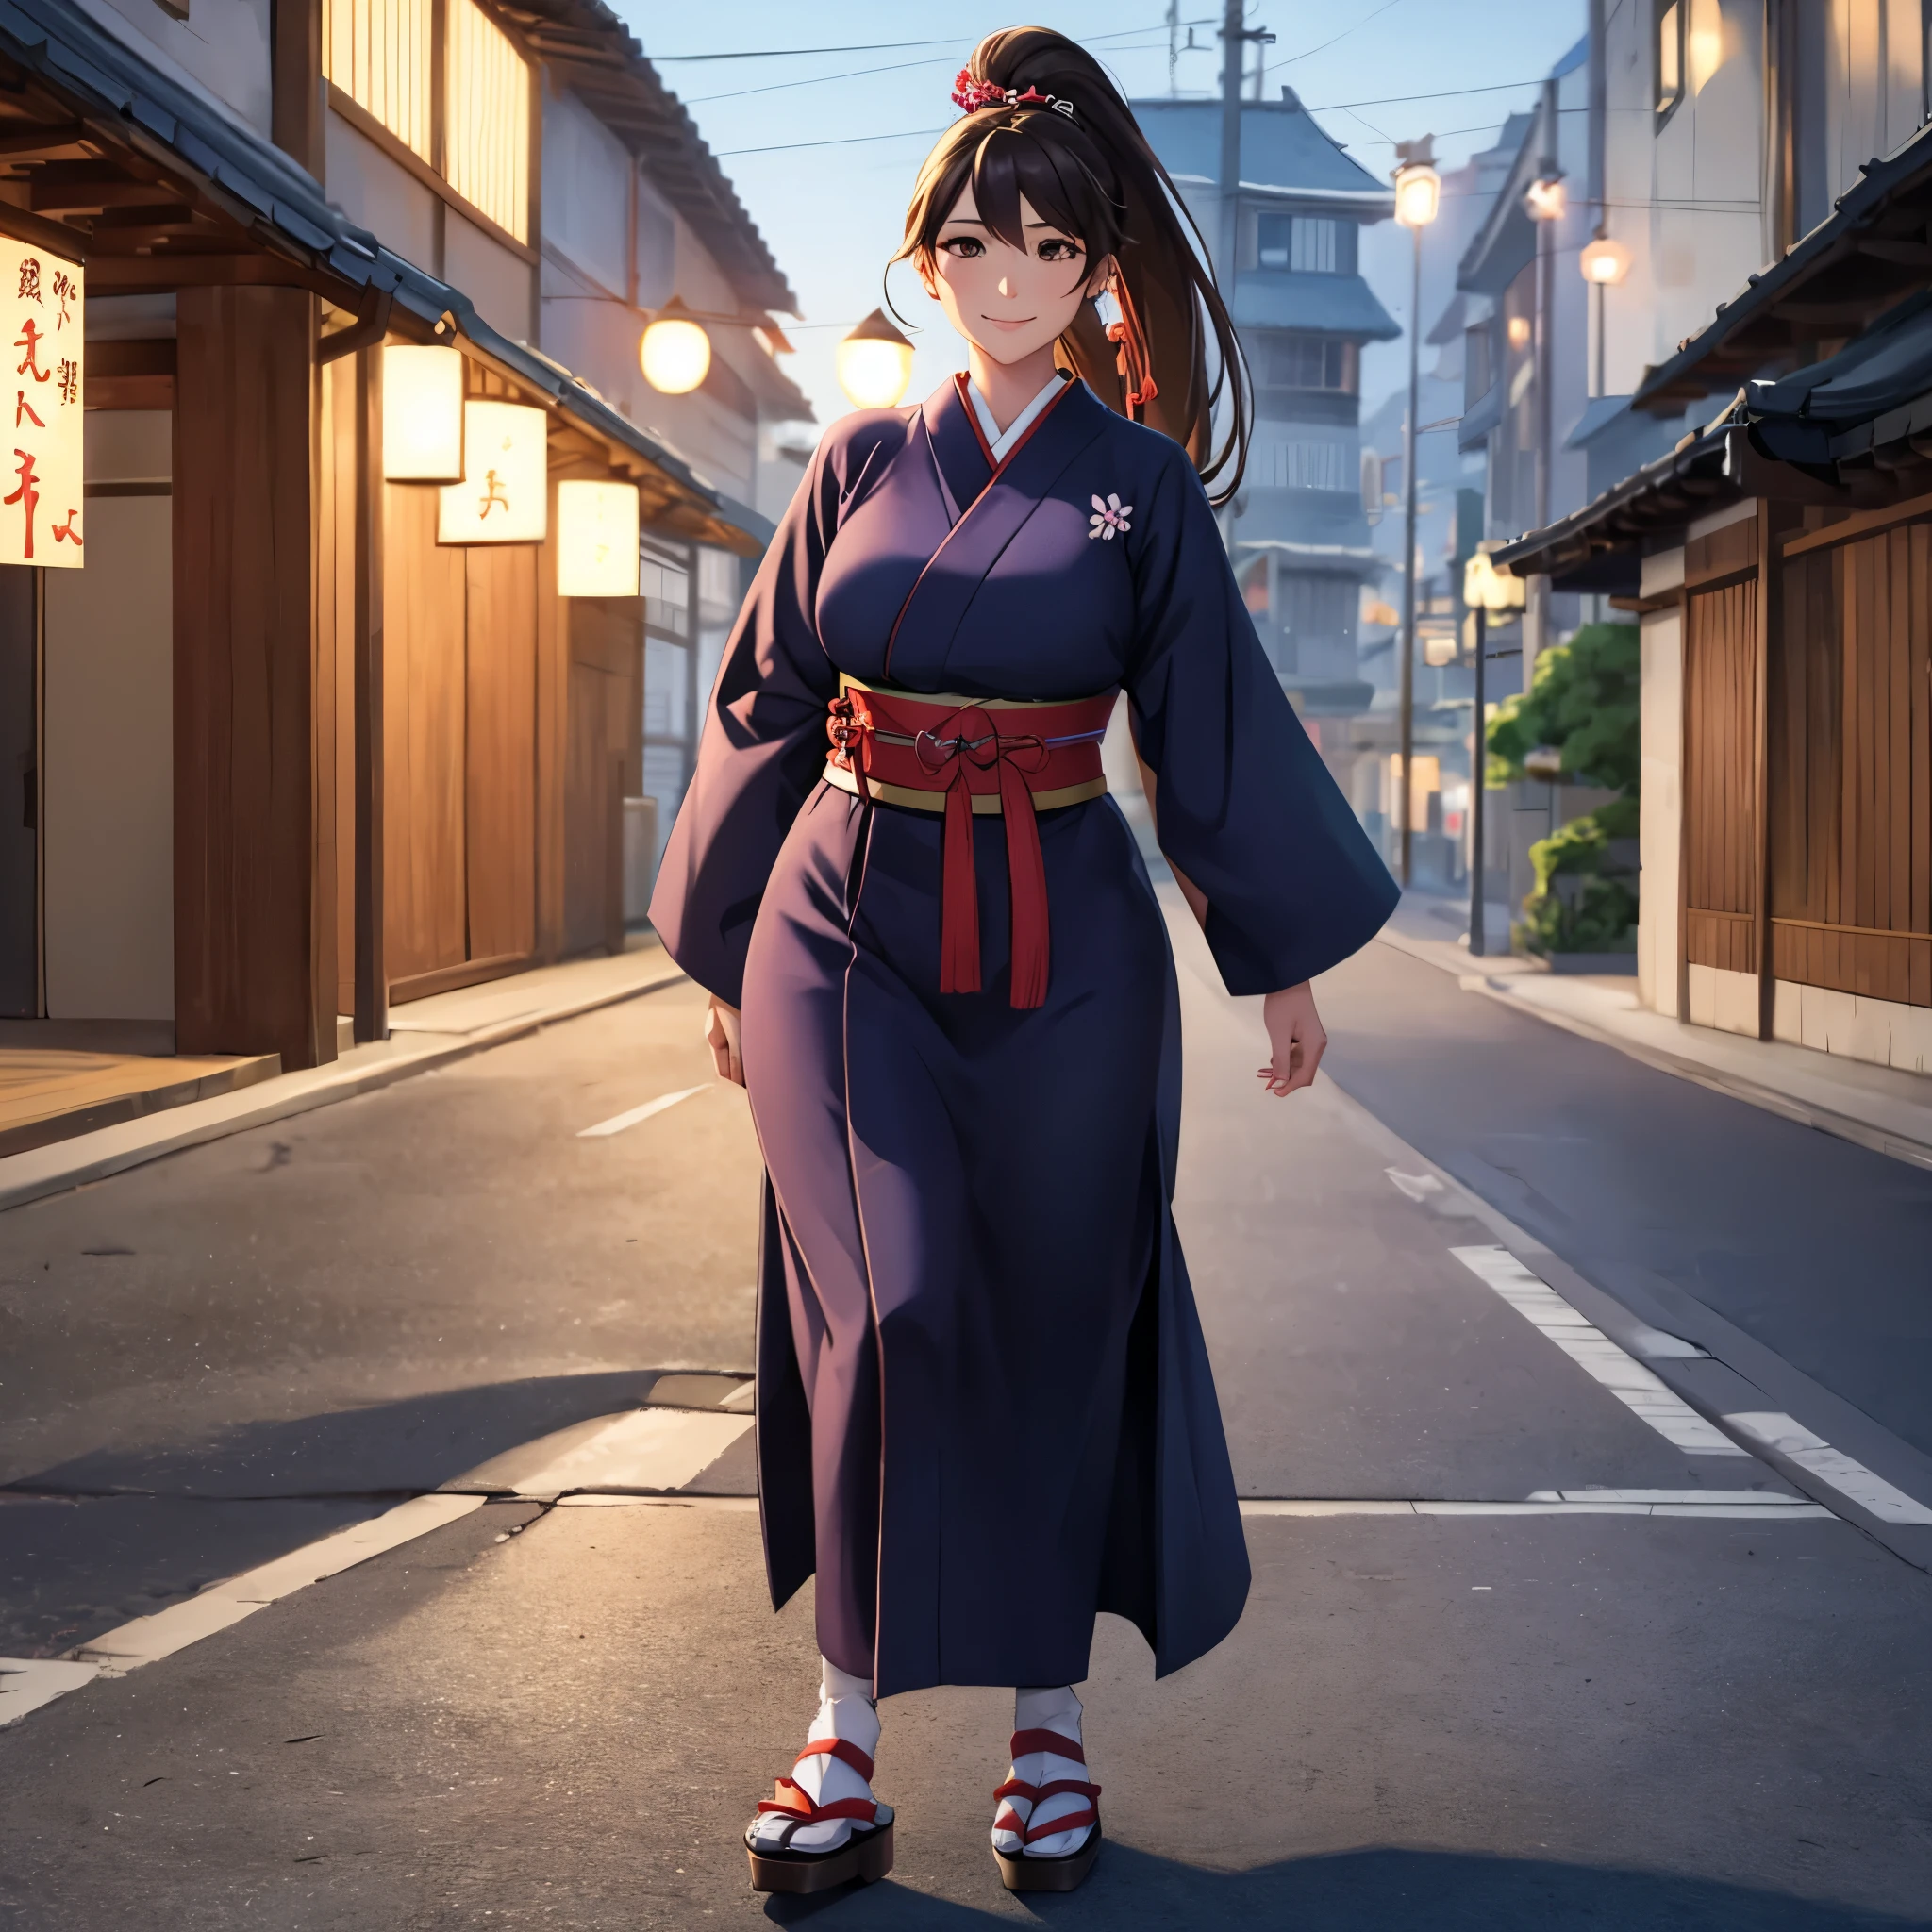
(0, 0, 787, 1088)
(1497, 119, 1932, 1079)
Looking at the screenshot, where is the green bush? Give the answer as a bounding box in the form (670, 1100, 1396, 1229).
(1487, 624, 1641, 957)
(1487, 623, 1640, 791)
(1520, 813, 1639, 955)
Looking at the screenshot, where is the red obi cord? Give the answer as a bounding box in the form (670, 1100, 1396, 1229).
(826, 684, 1116, 1008)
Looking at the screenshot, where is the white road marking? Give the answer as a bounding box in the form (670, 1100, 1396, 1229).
(1239, 1498, 1830, 1519)
(0, 1658, 99, 1728)
(0, 1493, 488, 1731)
(1722, 1413, 1932, 1524)
(444, 1407, 754, 1499)
(1451, 1245, 1750, 1456)
(1525, 1489, 1798, 1506)
(70, 1493, 486, 1677)
(577, 1084, 708, 1138)
(1385, 1168, 1445, 1204)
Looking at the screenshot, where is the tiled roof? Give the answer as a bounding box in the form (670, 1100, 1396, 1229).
(0, 0, 774, 548)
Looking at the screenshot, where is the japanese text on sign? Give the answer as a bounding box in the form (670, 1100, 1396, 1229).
(437, 400, 547, 544)
(0, 238, 82, 569)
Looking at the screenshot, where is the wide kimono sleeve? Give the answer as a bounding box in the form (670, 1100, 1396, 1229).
(647, 441, 843, 1006)
(1124, 447, 1400, 996)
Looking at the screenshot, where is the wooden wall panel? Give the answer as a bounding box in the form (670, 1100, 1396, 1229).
(1685, 509, 1758, 589)
(1768, 524, 1932, 1007)
(317, 354, 358, 1024)
(563, 658, 625, 958)
(1683, 577, 1758, 970)
(463, 541, 537, 962)
(382, 482, 468, 982)
(175, 284, 323, 1066)
(535, 512, 567, 961)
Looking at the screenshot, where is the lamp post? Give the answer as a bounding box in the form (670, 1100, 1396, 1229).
(1462, 546, 1525, 956)
(1392, 141, 1440, 889)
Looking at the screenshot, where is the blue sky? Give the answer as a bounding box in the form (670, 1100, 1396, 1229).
(608, 1, 1586, 430)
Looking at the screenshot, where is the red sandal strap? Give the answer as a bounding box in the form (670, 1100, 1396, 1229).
(757, 1779, 879, 1826)
(1022, 1804, 1096, 1845)
(1009, 1728, 1086, 1764)
(795, 1736, 874, 1782)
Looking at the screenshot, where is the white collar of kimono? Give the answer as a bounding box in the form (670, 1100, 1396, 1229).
(965, 371, 1066, 464)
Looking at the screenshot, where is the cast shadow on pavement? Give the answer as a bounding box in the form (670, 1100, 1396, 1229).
(10, 1368, 687, 1498)
(760, 1844, 1929, 1930)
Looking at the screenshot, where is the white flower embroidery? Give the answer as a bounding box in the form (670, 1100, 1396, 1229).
(1088, 491, 1133, 541)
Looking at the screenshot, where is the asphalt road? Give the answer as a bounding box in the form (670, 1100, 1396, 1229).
(1, 907, 1927, 1926)
(1315, 929, 1932, 1466)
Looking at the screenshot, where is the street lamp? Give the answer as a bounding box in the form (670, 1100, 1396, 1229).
(836, 308, 916, 410)
(1392, 138, 1440, 890)
(1579, 235, 1630, 398)
(641, 296, 712, 395)
(1462, 545, 1526, 957)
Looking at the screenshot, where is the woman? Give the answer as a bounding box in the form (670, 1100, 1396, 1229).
(649, 26, 1397, 1898)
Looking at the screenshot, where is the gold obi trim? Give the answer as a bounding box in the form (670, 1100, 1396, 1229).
(823, 762, 1108, 815)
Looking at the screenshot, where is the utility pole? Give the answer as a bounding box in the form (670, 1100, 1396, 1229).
(1217, 0, 1245, 286)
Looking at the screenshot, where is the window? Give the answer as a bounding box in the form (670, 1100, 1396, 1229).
(1256, 214, 1351, 274)
(1278, 572, 1357, 649)
(323, 0, 433, 160)
(1464, 321, 1493, 406)
(1265, 335, 1357, 392)
(1656, 0, 1684, 120)
(324, 0, 531, 244)
(1256, 438, 1353, 492)
(446, 0, 531, 242)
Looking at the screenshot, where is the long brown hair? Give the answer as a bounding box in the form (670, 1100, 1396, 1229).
(892, 26, 1251, 505)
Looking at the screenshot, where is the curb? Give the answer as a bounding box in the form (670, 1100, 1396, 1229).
(0, 957, 689, 1217)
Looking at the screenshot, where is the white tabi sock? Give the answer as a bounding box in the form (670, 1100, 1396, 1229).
(993, 1684, 1094, 1858)
(748, 1656, 880, 1854)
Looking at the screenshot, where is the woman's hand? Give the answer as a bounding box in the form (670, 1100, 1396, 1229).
(705, 996, 744, 1088)
(1257, 982, 1326, 1098)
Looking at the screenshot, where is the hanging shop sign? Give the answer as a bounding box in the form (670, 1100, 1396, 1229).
(556, 479, 641, 597)
(0, 237, 83, 569)
(438, 399, 547, 543)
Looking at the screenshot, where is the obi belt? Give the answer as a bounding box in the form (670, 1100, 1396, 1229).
(824, 674, 1116, 1008)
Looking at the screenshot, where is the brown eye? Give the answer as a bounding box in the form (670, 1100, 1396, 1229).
(941, 235, 985, 258)
(1038, 238, 1080, 262)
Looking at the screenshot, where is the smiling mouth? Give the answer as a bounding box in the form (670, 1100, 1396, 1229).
(982, 315, 1037, 330)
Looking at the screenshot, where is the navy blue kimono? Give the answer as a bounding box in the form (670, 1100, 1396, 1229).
(651, 374, 1396, 1697)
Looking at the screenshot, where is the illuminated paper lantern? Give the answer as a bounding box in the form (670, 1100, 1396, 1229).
(837, 309, 914, 410)
(557, 479, 641, 597)
(438, 400, 548, 543)
(640, 298, 711, 394)
(383, 345, 465, 480)
(0, 237, 83, 570)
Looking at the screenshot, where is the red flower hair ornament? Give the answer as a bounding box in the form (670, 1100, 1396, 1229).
(951, 70, 1077, 119)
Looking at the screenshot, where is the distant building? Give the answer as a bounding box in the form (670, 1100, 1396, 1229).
(1135, 89, 1397, 733)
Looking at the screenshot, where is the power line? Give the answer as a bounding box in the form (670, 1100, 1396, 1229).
(651, 39, 960, 62)
(716, 125, 948, 158)
(682, 18, 1216, 107)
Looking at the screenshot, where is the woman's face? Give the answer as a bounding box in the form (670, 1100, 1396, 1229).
(916, 181, 1112, 366)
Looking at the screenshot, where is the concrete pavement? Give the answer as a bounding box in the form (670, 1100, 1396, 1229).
(1, 898, 1928, 1924)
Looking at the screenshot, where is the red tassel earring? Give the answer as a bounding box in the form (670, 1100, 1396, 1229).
(1104, 275, 1158, 422)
